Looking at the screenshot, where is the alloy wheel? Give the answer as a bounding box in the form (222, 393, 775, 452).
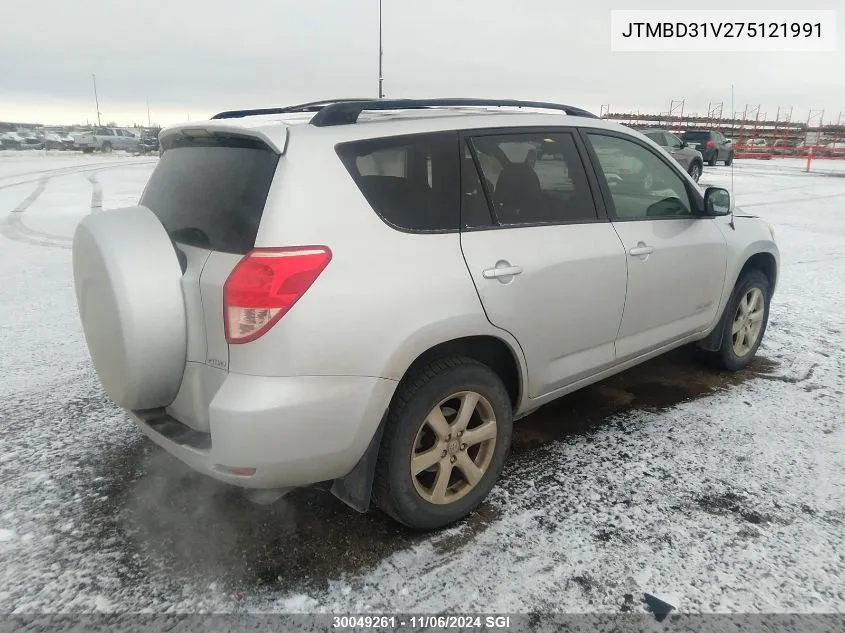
(731, 287, 765, 356)
(410, 391, 497, 504)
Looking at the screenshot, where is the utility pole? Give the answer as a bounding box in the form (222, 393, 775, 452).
(378, 0, 384, 98)
(91, 73, 102, 126)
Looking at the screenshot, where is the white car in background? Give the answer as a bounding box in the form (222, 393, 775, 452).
(73, 127, 140, 153)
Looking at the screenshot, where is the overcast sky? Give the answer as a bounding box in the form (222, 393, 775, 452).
(1, 0, 843, 126)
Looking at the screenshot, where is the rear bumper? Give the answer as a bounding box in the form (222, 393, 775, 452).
(131, 373, 397, 489)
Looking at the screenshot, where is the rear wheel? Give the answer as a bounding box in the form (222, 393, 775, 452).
(101, 142, 112, 153)
(373, 357, 513, 530)
(703, 270, 770, 371)
(688, 161, 703, 182)
(725, 152, 734, 166)
(708, 153, 717, 167)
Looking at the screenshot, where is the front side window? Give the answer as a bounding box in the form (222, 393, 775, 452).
(466, 132, 597, 225)
(336, 133, 460, 232)
(586, 133, 693, 220)
(643, 132, 665, 146)
(666, 133, 683, 149)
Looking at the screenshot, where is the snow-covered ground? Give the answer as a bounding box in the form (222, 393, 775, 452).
(0, 153, 844, 615)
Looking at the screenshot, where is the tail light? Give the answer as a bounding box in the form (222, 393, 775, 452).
(706, 140, 714, 149)
(223, 246, 332, 344)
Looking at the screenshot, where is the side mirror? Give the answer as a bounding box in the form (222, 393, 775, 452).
(704, 187, 732, 216)
(725, 139, 732, 145)
(679, 142, 687, 149)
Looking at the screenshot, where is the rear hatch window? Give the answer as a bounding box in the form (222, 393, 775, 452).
(682, 131, 710, 142)
(140, 136, 279, 254)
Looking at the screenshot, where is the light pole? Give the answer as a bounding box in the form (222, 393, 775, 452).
(91, 73, 102, 126)
(378, 0, 384, 98)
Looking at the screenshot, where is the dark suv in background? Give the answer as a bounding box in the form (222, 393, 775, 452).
(638, 128, 704, 182)
(681, 130, 734, 166)
(138, 129, 161, 155)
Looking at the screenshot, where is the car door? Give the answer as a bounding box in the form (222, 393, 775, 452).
(122, 130, 137, 151)
(113, 129, 128, 150)
(459, 130, 628, 398)
(582, 131, 728, 360)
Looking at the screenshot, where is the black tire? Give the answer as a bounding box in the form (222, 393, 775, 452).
(101, 142, 112, 153)
(688, 161, 703, 182)
(708, 153, 717, 167)
(703, 269, 771, 372)
(82, 147, 94, 154)
(373, 357, 513, 531)
(725, 152, 734, 166)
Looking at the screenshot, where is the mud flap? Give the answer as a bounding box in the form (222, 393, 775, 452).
(698, 285, 738, 352)
(698, 315, 726, 352)
(330, 411, 388, 513)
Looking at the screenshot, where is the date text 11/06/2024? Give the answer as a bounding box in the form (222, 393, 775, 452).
(333, 615, 512, 629)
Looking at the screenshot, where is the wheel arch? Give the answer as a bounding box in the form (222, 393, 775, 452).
(699, 248, 778, 352)
(330, 332, 527, 513)
(738, 251, 777, 295)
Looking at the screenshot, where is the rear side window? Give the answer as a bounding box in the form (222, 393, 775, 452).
(336, 132, 460, 232)
(140, 137, 279, 254)
(467, 132, 598, 225)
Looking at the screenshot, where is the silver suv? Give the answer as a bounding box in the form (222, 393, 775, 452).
(72, 99, 779, 530)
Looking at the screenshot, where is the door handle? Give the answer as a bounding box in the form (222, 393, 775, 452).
(628, 244, 654, 257)
(482, 265, 523, 279)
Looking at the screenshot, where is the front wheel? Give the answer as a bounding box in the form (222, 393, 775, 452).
(373, 357, 513, 531)
(704, 270, 771, 371)
(101, 142, 112, 153)
(688, 162, 703, 182)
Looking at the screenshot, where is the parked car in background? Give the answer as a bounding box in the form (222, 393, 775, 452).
(9, 130, 43, 150)
(137, 129, 160, 155)
(73, 127, 140, 153)
(44, 131, 76, 150)
(681, 130, 734, 166)
(638, 128, 704, 182)
(0, 132, 21, 150)
(72, 98, 779, 530)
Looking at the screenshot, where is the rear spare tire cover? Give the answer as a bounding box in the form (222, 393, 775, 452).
(73, 206, 187, 410)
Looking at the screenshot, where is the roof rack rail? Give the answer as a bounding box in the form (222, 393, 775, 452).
(210, 99, 372, 120)
(308, 98, 599, 127)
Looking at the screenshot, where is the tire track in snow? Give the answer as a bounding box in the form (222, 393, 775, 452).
(0, 161, 118, 183)
(0, 176, 71, 249)
(0, 161, 156, 191)
(1, 161, 154, 249)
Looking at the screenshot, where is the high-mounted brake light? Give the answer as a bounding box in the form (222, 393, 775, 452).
(223, 246, 332, 344)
